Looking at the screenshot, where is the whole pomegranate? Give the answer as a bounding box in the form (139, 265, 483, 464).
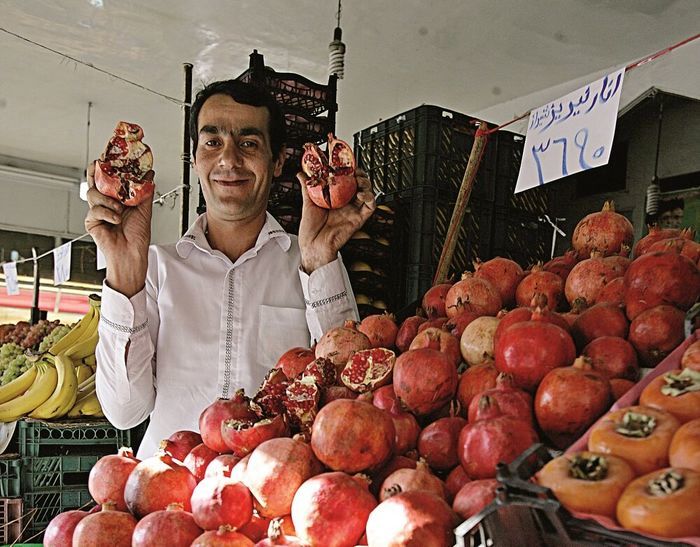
(390, 409, 422, 455)
(220, 414, 288, 458)
(515, 264, 565, 310)
(161, 430, 203, 462)
(254, 518, 306, 546)
(321, 385, 358, 406)
(242, 438, 317, 518)
(314, 320, 371, 372)
(648, 234, 700, 265)
(417, 417, 467, 470)
(124, 452, 198, 518)
(132, 503, 203, 547)
(571, 302, 629, 349)
(564, 252, 626, 306)
(275, 347, 315, 379)
(393, 349, 458, 415)
(380, 460, 447, 501)
(191, 525, 255, 546)
(452, 479, 498, 520)
(199, 391, 257, 453)
(422, 283, 453, 318)
(610, 378, 636, 399)
(409, 327, 462, 368)
(205, 454, 241, 479)
(468, 383, 533, 426)
(395, 314, 428, 353)
(72, 502, 138, 547)
(628, 305, 686, 366)
(445, 466, 471, 502)
(473, 257, 524, 308)
(370, 456, 418, 498)
(301, 133, 357, 209)
(191, 476, 253, 531)
(534, 364, 611, 449)
(581, 336, 639, 380)
(417, 317, 449, 333)
(493, 302, 569, 350)
(291, 472, 377, 547)
(44, 510, 89, 547)
(372, 384, 398, 411)
(459, 316, 500, 366)
(365, 491, 458, 547)
(571, 200, 634, 258)
(633, 225, 685, 258)
(358, 313, 399, 348)
(445, 272, 502, 318)
(444, 310, 481, 338)
(456, 361, 499, 409)
(88, 447, 140, 512)
(596, 276, 625, 306)
(543, 250, 579, 281)
(311, 399, 395, 473)
(185, 443, 221, 482)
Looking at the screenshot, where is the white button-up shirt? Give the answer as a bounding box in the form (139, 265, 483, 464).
(95, 213, 358, 458)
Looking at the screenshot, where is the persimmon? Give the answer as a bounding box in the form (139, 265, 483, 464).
(617, 467, 700, 538)
(536, 452, 634, 518)
(639, 368, 700, 423)
(669, 417, 700, 472)
(680, 339, 700, 371)
(588, 405, 680, 475)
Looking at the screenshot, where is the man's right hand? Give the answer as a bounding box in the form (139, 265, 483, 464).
(84, 161, 154, 297)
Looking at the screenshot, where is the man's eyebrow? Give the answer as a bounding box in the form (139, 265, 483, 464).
(238, 127, 265, 138)
(199, 125, 220, 135)
(198, 125, 265, 139)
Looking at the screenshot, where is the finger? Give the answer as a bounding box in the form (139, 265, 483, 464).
(86, 204, 123, 226)
(86, 187, 124, 213)
(87, 160, 98, 189)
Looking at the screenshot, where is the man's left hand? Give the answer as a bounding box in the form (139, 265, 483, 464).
(297, 169, 376, 273)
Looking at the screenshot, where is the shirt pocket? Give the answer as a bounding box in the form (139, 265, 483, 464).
(257, 305, 311, 369)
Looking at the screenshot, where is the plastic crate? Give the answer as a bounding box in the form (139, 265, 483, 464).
(0, 497, 23, 544)
(21, 455, 98, 492)
(0, 456, 21, 498)
(18, 419, 131, 458)
(22, 487, 93, 542)
(490, 208, 552, 268)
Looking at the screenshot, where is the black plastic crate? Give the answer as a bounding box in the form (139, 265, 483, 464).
(0, 456, 21, 498)
(22, 455, 98, 493)
(18, 419, 131, 458)
(22, 487, 93, 542)
(490, 208, 552, 268)
(0, 497, 23, 545)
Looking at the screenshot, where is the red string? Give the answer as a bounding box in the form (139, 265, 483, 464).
(483, 33, 700, 135)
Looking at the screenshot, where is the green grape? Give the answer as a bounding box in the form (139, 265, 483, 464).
(37, 324, 71, 353)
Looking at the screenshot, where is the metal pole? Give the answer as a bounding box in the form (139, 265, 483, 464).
(30, 247, 41, 324)
(433, 123, 490, 285)
(180, 63, 193, 235)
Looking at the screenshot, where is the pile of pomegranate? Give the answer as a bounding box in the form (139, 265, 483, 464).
(45, 201, 699, 546)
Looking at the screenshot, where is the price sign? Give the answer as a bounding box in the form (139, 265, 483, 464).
(515, 67, 625, 193)
(53, 242, 72, 285)
(2, 262, 20, 295)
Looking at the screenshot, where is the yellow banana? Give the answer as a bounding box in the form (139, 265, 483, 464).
(48, 305, 95, 356)
(0, 362, 58, 422)
(63, 329, 98, 360)
(29, 354, 78, 420)
(75, 364, 93, 385)
(0, 365, 37, 405)
(77, 374, 96, 392)
(67, 387, 101, 418)
(82, 354, 97, 368)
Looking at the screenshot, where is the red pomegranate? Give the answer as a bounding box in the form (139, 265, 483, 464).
(647, 233, 700, 265)
(44, 510, 89, 547)
(452, 479, 498, 520)
(311, 399, 395, 472)
(682, 340, 700, 371)
(283, 376, 321, 431)
(515, 265, 565, 310)
(458, 415, 539, 479)
(237, 513, 270, 543)
(380, 459, 447, 501)
(124, 452, 198, 518)
(571, 302, 629, 349)
(254, 518, 306, 546)
(185, 443, 221, 483)
(417, 317, 449, 334)
(393, 349, 459, 415)
(444, 310, 481, 338)
(409, 327, 462, 368)
(596, 276, 625, 306)
(543, 250, 579, 281)
(534, 363, 611, 449)
(445, 465, 471, 503)
(581, 336, 639, 380)
(624, 251, 700, 320)
(390, 409, 422, 455)
(229, 454, 250, 484)
(473, 257, 524, 308)
(72, 502, 138, 547)
(191, 476, 253, 531)
(191, 525, 255, 546)
(422, 283, 453, 318)
(370, 456, 418, 497)
(493, 302, 569, 351)
(242, 438, 317, 518)
(88, 447, 140, 512)
(395, 314, 427, 353)
(459, 316, 500, 366)
(564, 252, 626, 307)
(372, 384, 398, 412)
(445, 272, 502, 318)
(417, 417, 467, 470)
(571, 200, 634, 258)
(358, 313, 399, 348)
(628, 305, 687, 366)
(456, 361, 500, 409)
(633, 225, 686, 258)
(221, 414, 288, 458)
(610, 378, 636, 399)
(205, 454, 241, 479)
(468, 382, 533, 426)
(340, 348, 396, 393)
(275, 347, 315, 379)
(253, 368, 291, 418)
(321, 385, 358, 406)
(161, 430, 203, 463)
(301, 133, 357, 209)
(200, 391, 258, 453)
(132, 503, 203, 547)
(314, 320, 371, 372)
(495, 311, 576, 391)
(291, 472, 377, 547)
(365, 491, 458, 547)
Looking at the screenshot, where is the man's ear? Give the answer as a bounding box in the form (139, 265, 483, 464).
(273, 147, 286, 178)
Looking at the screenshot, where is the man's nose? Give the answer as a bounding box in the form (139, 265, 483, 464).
(218, 143, 243, 168)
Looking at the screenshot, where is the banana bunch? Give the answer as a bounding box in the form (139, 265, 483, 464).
(49, 294, 101, 361)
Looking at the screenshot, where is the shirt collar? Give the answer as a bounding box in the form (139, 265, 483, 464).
(176, 212, 292, 259)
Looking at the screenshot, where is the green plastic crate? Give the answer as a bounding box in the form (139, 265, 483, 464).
(22, 455, 98, 492)
(0, 456, 21, 498)
(18, 419, 131, 457)
(22, 487, 93, 542)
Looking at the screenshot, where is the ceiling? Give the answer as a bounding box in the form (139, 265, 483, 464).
(1, 0, 699, 212)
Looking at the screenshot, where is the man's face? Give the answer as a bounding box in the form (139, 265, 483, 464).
(658, 207, 684, 229)
(193, 94, 284, 222)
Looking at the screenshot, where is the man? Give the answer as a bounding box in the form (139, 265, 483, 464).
(85, 80, 375, 457)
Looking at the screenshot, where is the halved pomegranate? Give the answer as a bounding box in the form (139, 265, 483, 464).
(301, 133, 357, 209)
(340, 348, 396, 393)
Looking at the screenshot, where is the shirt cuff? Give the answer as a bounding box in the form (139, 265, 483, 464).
(100, 281, 149, 335)
(299, 256, 349, 310)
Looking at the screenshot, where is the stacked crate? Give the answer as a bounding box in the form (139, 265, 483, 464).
(354, 105, 552, 309)
(0, 456, 22, 544)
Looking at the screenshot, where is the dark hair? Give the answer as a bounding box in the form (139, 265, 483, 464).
(189, 80, 286, 158)
(658, 197, 684, 213)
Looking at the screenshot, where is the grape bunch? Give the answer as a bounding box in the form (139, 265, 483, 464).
(38, 324, 71, 353)
(0, 353, 32, 385)
(0, 324, 15, 345)
(4, 322, 30, 346)
(0, 342, 26, 384)
(20, 319, 60, 350)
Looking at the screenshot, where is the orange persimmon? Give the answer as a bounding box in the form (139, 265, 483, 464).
(669, 417, 700, 473)
(680, 340, 700, 371)
(588, 405, 680, 475)
(617, 467, 700, 538)
(536, 451, 635, 518)
(640, 368, 700, 423)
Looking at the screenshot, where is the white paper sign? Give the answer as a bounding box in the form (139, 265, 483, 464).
(53, 242, 72, 285)
(514, 67, 625, 193)
(96, 248, 107, 271)
(2, 262, 20, 295)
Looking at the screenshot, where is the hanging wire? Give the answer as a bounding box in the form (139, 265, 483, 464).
(328, 0, 346, 79)
(84, 101, 92, 176)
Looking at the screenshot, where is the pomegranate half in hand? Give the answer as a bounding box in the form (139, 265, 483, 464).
(301, 133, 357, 209)
(95, 121, 155, 206)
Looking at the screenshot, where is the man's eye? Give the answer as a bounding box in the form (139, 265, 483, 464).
(241, 140, 258, 148)
(204, 139, 220, 147)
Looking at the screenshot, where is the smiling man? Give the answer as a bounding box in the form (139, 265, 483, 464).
(84, 80, 375, 457)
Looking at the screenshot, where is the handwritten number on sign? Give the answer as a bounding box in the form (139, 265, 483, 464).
(552, 138, 569, 177)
